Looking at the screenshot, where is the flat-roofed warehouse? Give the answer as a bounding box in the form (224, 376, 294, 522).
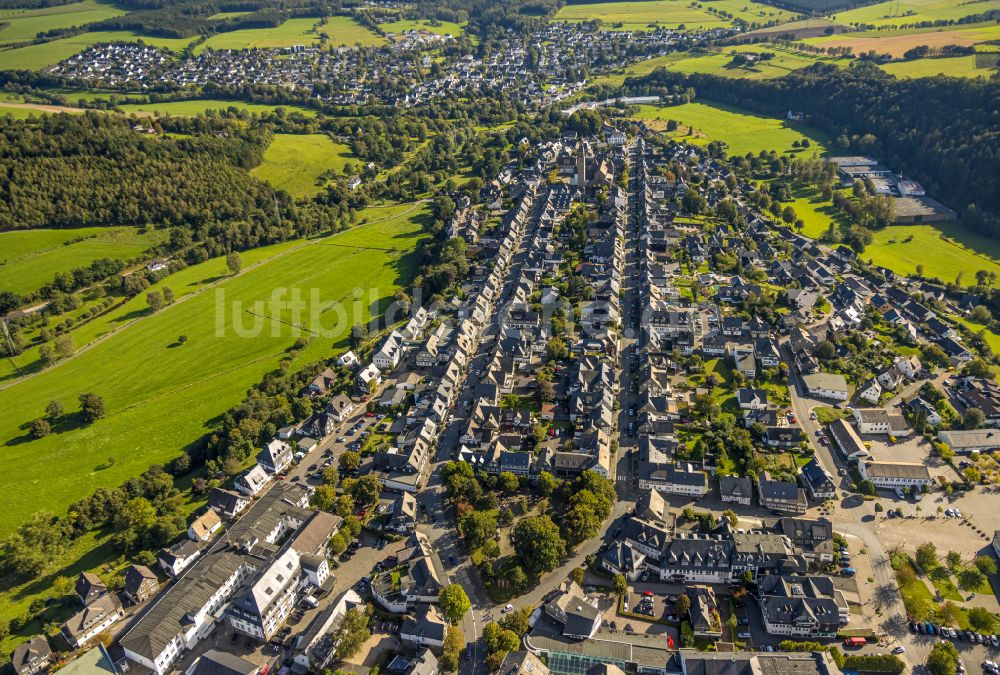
(893, 195, 957, 224)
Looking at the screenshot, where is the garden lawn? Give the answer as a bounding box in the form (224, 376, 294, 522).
(896, 558, 937, 620)
(0, 0, 124, 44)
(0, 31, 196, 70)
(0, 202, 428, 538)
(0, 226, 167, 296)
(119, 98, 317, 117)
(633, 101, 829, 156)
(251, 133, 354, 198)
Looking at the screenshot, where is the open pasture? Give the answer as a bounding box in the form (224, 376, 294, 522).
(119, 98, 318, 117)
(0, 30, 195, 70)
(0, 0, 124, 44)
(0, 202, 427, 538)
(0, 226, 166, 296)
(196, 15, 382, 52)
(804, 22, 1000, 57)
(662, 44, 850, 78)
(833, 0, 1000, 28)
(741, 17, 849, 38)
(880, 53, 995, 77)
(555, 0, 798, 29)
(379, 18, 465, 36)
(251, 133, 354, 198)
(866, 223, 1000, 282)
(632, 100, 829, 156)
(555, 0, 727, 29)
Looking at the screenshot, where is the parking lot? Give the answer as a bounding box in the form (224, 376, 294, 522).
(624, 587, 678, 623)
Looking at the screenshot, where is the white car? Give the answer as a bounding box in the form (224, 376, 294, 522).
(893, 647, 906, 654)
(502, 604, 514, 614)
(954, 509, 962, 518)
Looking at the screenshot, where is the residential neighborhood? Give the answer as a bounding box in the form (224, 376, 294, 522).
(7, 117, 1000, 675)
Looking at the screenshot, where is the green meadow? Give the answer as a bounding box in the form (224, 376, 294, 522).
(0, 103, 68, 118)
(555, 0, 726, 29)
(251, 133, 355, 198)
(312, 15, 386, 46)
(880, 54, 994, 78)
(379, 18, 465, 36)
(0, 226, 167, 296)
(555, 0, 797, 29)
(833, 0, 1000, 28)
(632, 101, 829, 156)
(0, 0, 124, 44)
(120, 98, 318, 117)
(196, 15, 382, 52)
(804, 22, 1000, 57)
(0, 31, 196, 70)
(208, 10, 251, 20)
(640, 45, 851, 79)
(866, 223, 1000, 281)
(0, 202, 427, 538)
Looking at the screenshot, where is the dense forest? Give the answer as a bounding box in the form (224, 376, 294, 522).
(627, 63, 1000, 236)
(0, 113, 301, 246)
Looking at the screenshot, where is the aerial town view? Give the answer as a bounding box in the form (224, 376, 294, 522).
(0, 0, 998, 674)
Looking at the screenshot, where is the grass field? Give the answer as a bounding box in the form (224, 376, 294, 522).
(0, 226, 167, 296)
(866, 223, 1000, 281)
(0, 103, 72, 118)
(0, 202, 427, 538)
(119, 98, 318, 117)
(632, 101, 829, 156)
(556, 0, 724, 29)
(880, 54, 996, 77)
(833, 0, 1000, 27)
(196, 15, 382, 52)
(555, 0, 797, 29)
(650, 44, 851, 79)
(250, 133, 354, 198)
(769, 184, 1000, 281)
(588, 44, 845, 88)
(208, 10, 251, 19)
(0, 0, 124, 44)
(784, 186, 851, 238)
(805, 21, 1000, 57)
(0, 31, 196, 70)
(956, 317, 1000, 354)
(379, 18, 465, 36)
(742, 17, 847, 37)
